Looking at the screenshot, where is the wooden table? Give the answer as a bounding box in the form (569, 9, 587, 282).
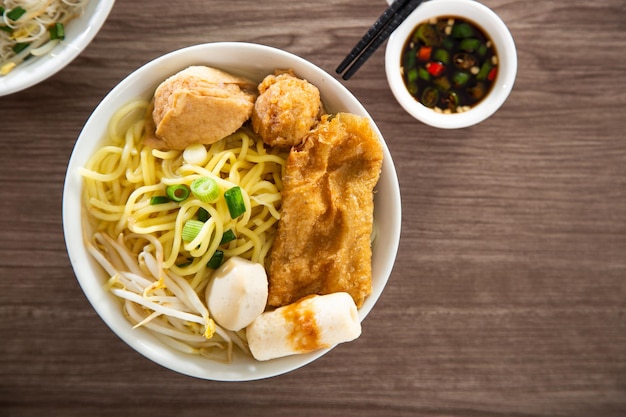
(1, 0, 625, 415)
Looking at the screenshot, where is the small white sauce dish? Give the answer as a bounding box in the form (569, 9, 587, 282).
(385, 0, 517, 129)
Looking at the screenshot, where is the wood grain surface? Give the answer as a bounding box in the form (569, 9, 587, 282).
(1, 0, 625, 416)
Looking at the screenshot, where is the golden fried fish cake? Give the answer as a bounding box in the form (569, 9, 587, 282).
(268, 113, 383, 308)
(251, 70, 322, 148)
(145, 66, 257, 150)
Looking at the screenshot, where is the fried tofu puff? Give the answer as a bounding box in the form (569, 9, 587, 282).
(268, 113, 384, 308)
(145, 66, 257, 150)
(251, 70, 322, 148)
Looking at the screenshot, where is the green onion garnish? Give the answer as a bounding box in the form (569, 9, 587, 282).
(219, 229, 236, 245)
(206, 250, 224, 269)
(181, 219, 204, 242)
(0, 26, 12, 34)
(49, 23, 65, 40)
(150, 196, 170, 205)
(190, 177, 220, 203)
(224, 186, 246, 219)
(7, 6, 26, 21)
(166, 184, 190, 202)
(12, 43, 29, 54)
(176, 258, 193, 268)
(197, 207, 210, 222)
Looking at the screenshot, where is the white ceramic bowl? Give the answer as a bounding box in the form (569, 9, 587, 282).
(385, 0, 517, 129)
(63, 42, 402, 381)
(0, 0, 115, 96)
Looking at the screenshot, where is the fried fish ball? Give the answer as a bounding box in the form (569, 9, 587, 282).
(267, 113, 383, 308)
(145, 66, 257, 150)
(251, 70, 322, 148)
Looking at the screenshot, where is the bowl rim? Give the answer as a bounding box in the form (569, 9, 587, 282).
(385, 0, 517, 129)
(62, 41, 402, 381)
(0, 0, 116, 97)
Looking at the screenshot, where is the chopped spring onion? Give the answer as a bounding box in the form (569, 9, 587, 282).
(197, 207, 210, 222)
(182, 219, 204, 242)
(7, 6, 26, 21)
(176, 258, 193, 268)
(49, 23, 65, 40)
(12, 43, 29, 54)
(224, 186, 246, 219)
(166, 184, 190, 202)
(150, 196, 170, 205)
(0, 25, 12, 33)
(206, 250, 224, 269)
(219, 229, 236, 245)
(190, 177, 219, 203)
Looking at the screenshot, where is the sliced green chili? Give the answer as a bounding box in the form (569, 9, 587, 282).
(452, 71, 470, 87)
(407, 67, 418, 83)
(403, 49, 416, 69)
(433, 76, 451, 91)
(224, 186, 246, 219)
(467, 82, 487, 100)
(166, 184, 190, 202)
(459, 38, 481, 52)
(421, 87, 439, 108)
(442, 91, 459, 110)
(414, 24, 442, 46)
(433, 48, 450, 65)
(476, 60, 493, 81)
(207, 250, 224, 269)
(417, 66, 431, 81)
(451, 22, 474, 38)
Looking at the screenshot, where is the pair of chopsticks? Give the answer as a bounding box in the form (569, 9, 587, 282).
(336, 0, 425, 80)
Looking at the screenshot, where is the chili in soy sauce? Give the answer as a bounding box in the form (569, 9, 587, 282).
(401, 16, 498, 113)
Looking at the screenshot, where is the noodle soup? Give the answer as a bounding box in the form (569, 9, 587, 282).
(63, 42, 401, 381)
(0, 0, 90, 75)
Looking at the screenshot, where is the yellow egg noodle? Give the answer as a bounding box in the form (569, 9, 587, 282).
(0, 0, 89, 75)
(80, 100, 288, 362)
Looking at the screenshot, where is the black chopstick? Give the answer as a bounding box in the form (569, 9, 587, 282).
(336, 0, 411, 75)
(336, 0, 425, 80)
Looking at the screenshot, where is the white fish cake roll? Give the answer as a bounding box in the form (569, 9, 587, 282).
(246, 292, 361, 361)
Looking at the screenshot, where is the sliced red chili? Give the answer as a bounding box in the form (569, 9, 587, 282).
(426, 61, 445, 77)
(487, 67, 497, 81)
(417, 46, 432, 61)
